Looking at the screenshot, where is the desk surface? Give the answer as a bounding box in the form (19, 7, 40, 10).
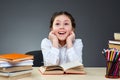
(17, 67, 119, 80)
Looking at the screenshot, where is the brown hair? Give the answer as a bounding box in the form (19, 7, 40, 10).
(49, 11, 76, 29)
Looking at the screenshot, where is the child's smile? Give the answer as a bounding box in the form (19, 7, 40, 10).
(58, 31, 66, 35)
(52, 15, 73, 41)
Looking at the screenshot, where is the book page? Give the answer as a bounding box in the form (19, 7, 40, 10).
(65, 66, 86, 74)
(60, 61, 83, 71)
(45, 65, 63, 71)
(39, 66, 64, 75)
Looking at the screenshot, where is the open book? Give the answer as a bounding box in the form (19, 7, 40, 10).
(39, 61, 86, 75)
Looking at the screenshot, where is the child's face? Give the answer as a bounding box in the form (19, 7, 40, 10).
(51, 14, 73, 41)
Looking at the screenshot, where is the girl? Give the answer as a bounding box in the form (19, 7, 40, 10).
(41, 11, 83, 66)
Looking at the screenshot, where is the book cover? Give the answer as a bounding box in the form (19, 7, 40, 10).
(39, 61, 86, 75)
(0, 53, 33, 62)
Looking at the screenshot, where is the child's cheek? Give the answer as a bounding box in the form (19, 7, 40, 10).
(54, 31, 58, 36)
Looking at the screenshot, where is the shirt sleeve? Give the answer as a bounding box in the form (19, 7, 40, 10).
(41, 38, 60, 66)
(66, 39, 83, 63)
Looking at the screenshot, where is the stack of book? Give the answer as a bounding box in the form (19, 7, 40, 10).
(108, 33, 120, 50)
(0, 53, 33, 80)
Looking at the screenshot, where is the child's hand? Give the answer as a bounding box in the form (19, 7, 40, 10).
(67, 31, 75, 42)
(66, 31, 75, 48)
(48, 31, 59, 48)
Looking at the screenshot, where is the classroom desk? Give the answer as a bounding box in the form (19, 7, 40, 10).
(18, 67, 119, 80)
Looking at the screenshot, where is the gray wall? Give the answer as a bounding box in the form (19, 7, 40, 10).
(0, 0, 120, 67)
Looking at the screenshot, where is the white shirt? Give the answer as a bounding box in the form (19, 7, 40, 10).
(41, 38, 83, 66)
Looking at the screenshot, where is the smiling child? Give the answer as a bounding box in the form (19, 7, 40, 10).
(41, 11, 83, 66)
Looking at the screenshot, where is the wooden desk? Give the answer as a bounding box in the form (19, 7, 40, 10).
(17, 67, 119, 80)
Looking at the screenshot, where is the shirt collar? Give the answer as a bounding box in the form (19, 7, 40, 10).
(58, 44, 67, 48)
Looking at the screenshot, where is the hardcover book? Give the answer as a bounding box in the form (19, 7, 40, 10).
(39, 61, 86, 75)
(0, 60, 33, 67)
(108, 40, 120, 45)
(0, 53, 33, 62)
(108, 43, 120, 50)
(0, 72, 31, 80)
(0, 69, 32, 77)
(0, 65, 32, 72)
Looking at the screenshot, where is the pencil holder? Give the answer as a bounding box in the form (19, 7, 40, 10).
(105, 61, 120, 78)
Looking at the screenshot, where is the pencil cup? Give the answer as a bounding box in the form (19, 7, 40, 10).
(105, 61, 120, 78)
